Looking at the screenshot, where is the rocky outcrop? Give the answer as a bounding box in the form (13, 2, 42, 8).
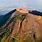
(0, 8, 42, 42)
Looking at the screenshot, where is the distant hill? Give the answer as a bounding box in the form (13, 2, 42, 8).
(0, 9, 16, 27)
(29, 10, 42, 16)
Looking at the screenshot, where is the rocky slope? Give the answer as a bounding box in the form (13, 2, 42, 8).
(0, 8, 42, 42)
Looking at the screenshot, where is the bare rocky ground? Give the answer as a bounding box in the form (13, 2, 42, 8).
(0, 8, 42, 42)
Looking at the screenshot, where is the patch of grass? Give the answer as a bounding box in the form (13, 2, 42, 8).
(36, 38, 42, 42)
(23, 36, 34, 42)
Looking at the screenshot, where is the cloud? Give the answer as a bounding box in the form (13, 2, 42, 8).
(0, 0, 42, 11)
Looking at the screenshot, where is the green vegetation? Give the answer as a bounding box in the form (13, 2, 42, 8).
(0, 28, 11, 42)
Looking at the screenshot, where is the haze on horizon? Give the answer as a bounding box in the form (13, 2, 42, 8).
(0, 0, 42, 15)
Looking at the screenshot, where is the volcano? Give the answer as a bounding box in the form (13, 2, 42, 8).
(0, 8, 42, 42)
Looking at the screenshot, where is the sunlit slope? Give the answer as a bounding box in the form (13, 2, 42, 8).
(0, 8, 42, 42)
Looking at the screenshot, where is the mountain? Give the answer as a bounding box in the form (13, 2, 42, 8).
(0, 8, 42, 42)
(0, 9, 16, 27)
(29, 10, 42, 16)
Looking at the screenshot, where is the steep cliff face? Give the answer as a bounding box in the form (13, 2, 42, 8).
(0, 9, 42, 42)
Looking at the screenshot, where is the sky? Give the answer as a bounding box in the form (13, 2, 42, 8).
(0, 0, 42, 15)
